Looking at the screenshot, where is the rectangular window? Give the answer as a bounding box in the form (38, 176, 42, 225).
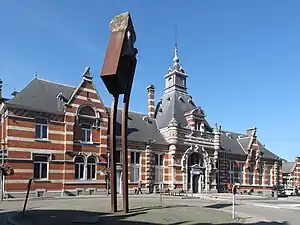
(87, 164, 96, 180)
(268, 165, 272, 185)
(116, 149, 122, 163)
(155, 154, 164, 183)
(239, 163, 244, 184)
(35, 118, 48, 139)
(259, 163, 264, 185)
(229, 161, 235, 184)
(130, 152, 140, 182)
(81, 124, 91, 143)
(33, 155, 49, 180)
(195, 121, 201, 131)
(249, 163, 254, 185)
(75, 163, 85, 180)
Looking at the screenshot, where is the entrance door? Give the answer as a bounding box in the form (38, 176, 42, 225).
(199, 174, 204, 193)
(193, 175, 199, 193)
(116, 170, 121, 194)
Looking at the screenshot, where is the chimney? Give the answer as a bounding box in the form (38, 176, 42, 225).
(246, 127, 257, 137)
(0, 79, 2, 99)
(146, 84, 155, 118)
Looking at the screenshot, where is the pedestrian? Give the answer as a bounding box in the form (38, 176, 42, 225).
(294, 186, 298, 196)
(136, 180, 143, 194)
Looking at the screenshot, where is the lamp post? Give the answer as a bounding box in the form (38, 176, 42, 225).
(101, 12, 137, 214)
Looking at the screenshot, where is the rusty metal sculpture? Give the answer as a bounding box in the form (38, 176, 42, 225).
(101, 12, 137, 214)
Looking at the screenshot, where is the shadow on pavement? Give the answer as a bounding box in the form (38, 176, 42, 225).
(2, 209, 291, 225)
(204, 203, 239, 209)
(130, 204, 195, 213)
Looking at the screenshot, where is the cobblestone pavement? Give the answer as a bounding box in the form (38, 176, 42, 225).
(0, 195, 286, 225)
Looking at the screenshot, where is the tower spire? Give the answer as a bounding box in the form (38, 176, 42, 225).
(173, 24, 179, 64)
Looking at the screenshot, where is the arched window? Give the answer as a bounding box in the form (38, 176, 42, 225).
(75, 156, 85, 180)
(77, 106, 96, 143)
(87, 156, 97, 180)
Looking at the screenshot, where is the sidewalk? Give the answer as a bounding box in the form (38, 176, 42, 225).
(5, 197, 248, 225)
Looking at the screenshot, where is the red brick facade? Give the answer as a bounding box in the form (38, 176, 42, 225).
(283, 157, 300, 188)
(0, 67, 283, 198)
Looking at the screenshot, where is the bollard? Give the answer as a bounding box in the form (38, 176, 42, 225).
(232, 185, 236, 219)
(22, 178, 33, 217)
(160, 184, 163, 207)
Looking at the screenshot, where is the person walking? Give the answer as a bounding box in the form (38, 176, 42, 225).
(136, 181, 143, 194)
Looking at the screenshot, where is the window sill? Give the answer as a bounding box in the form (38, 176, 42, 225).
(64, 180, 104, 184)
(35, 139, 50, 143)
(74, 140, 95, 145)
(34, 179, 50, 183)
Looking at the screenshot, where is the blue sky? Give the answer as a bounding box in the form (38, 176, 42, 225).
(0, 0, 299, 161)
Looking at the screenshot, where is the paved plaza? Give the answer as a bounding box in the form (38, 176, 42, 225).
(0, 194, 296, 225)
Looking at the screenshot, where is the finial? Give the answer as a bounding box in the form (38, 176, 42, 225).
(35, 72, 38, 78)
(82, 67, 92, 79)
(173, 24, 179, 64)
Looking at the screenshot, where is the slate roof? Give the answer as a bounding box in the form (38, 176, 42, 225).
(106, 107, 167, 145)
(4, 77, 279, 158)
(6, 78, 75, 114)
(220, 131, 280, 160)
(282, 162, 296, 174)
(155, 92, 197, 128)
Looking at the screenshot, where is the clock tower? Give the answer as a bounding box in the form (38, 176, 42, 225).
(164, 45, 188, 94)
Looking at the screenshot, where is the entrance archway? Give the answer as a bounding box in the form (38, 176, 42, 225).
(181, 145, 212, 193)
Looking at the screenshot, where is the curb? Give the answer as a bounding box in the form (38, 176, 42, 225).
(4, 193, 166, 202)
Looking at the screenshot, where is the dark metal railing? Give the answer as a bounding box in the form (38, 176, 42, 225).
(22, 177, 33, 217)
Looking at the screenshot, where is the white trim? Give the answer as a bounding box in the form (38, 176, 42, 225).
(65, 112, 75, 116)
(8, 148, 65, 154)
(75, 95, 101, 103)
(13, 169, 74, 173)
(66, 122, 75, 126)
(80, 87, 97, 94)
(6, 136, 73, 145)
(7, 126, 73, 135)
(70, 104, 105, 113)
(6, 179, 64, 184)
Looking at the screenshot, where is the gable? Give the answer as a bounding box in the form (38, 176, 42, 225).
(282, 162, 296, 174)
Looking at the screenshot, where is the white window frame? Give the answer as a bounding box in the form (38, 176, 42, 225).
(33, 154, 49, 180)
(249, 163, 254, 185)
(239, 163, 244, 185)
(75, 156, 85, 180)
(130, 151, 140, 183)
(86, 157, 97, 180)
(229, 161, 235, 184)
(81, 123, 92, 143)
(155, 153, 164, 184)
(259, 163, 265, 186)
(268, 165, 273, 186)
(35, 117, 48, 140)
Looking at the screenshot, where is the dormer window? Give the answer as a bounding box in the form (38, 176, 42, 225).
(35, 118, 48, 140)
(195, 120, 201, 131)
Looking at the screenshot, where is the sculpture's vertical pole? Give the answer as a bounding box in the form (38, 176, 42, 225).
(122, 58, 136, 214)
(122, 94, 129, 213)
(110, 95, 119, 213)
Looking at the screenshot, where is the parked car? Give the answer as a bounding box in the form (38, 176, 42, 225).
(273, 185, 287, 197)
(284, 188, 295, 196)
